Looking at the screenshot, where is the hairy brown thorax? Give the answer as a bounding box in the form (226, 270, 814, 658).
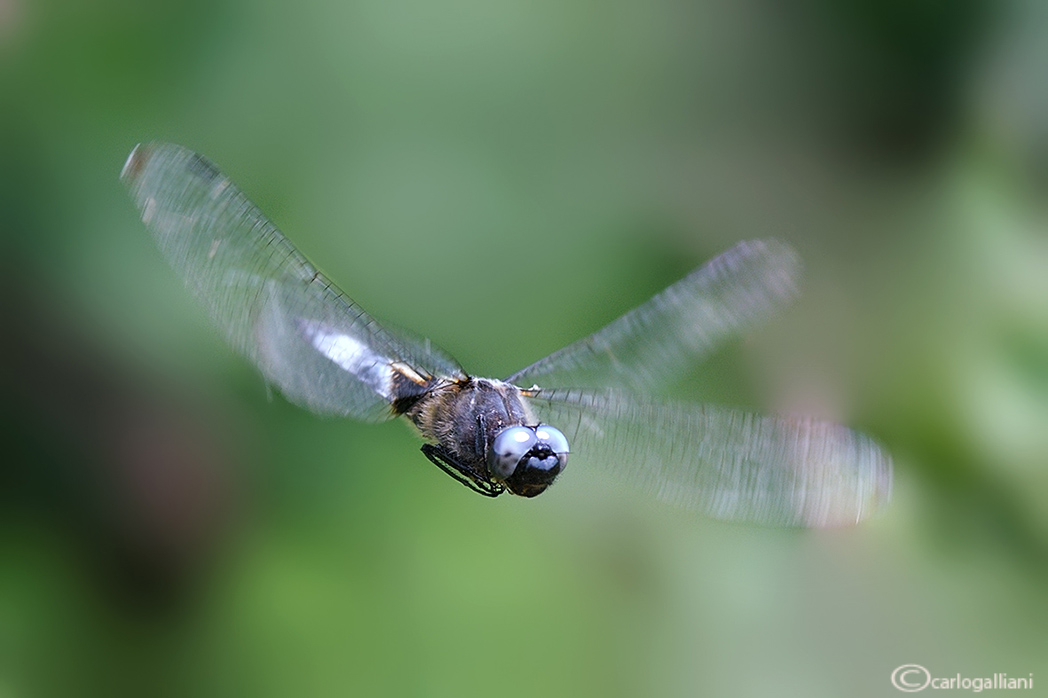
(401, 377, 536, 477)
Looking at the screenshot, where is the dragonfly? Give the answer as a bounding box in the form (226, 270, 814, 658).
(121, 142, 891, 527)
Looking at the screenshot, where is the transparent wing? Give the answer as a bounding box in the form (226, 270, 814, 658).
(122, 142, 465, 421)
(506, 239, 800, 393)
(526, 389, 892, 527)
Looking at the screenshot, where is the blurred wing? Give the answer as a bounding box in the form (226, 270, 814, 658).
(526, 389, 891, 527)
(122, 142, 465, 421)
(507, 240, 800, 393)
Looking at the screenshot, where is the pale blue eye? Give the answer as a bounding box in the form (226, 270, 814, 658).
(489, 426, 538, 479)
(535, 425, 569, 455)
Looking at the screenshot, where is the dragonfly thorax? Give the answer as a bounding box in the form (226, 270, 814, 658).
(403, 377, 569, 496)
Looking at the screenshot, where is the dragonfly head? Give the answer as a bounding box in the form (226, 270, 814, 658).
(488, 424, 570, 498)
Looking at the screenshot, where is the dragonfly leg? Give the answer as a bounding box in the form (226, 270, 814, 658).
(420, 444, 504, 498)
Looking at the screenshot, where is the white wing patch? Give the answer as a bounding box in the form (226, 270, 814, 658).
(299, 321, 394, 400)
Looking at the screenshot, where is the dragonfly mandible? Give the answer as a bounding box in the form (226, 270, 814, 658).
(121, 142, 891, 527)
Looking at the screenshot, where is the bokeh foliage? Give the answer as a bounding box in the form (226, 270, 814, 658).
(1, 0, 1046, 696)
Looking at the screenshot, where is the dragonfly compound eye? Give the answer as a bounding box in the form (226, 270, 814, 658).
(534, 424, 569, 456)
(488, 426, 538, 479)
(489, 425, 570, 498)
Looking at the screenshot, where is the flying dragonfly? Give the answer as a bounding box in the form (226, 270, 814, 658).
(121, 142, 891, 527)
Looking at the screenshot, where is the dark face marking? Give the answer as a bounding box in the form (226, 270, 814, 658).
(502, 447, 564, 497)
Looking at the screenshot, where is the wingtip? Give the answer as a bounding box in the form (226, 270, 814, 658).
(120, 142, 150, 185)
(790, 420, 895, 528)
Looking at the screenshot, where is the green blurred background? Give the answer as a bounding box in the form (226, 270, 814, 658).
(1, 0, 1046, 696)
